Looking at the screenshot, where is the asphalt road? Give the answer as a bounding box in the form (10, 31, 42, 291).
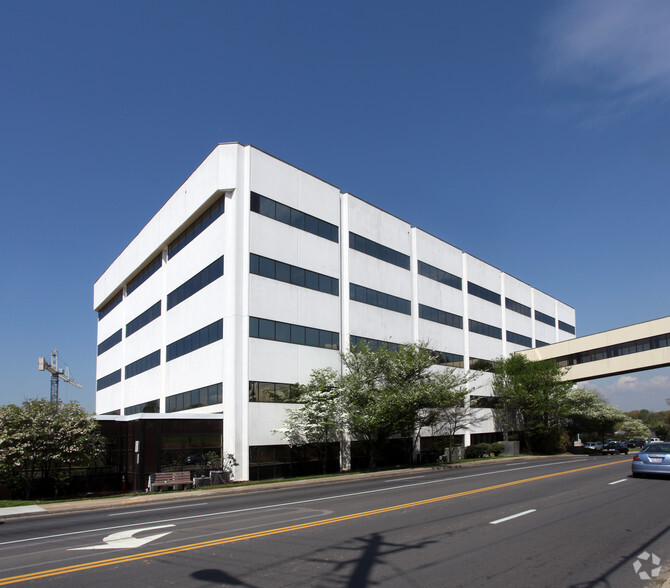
(0, 455, 668, 587)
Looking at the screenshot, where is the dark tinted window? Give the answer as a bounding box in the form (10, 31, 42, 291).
(98, 290, 122, 321)
(417, 260, 462, 290)
(168, 194, 225, 259)
(505, 298, 531, 317)
(469, 319, 502, 340)
(506, 331, 532, 347)
(97, 369, 121, 391)
(535, 310, 556, 327)
(126, 301, 161, 337)
(251, 192, 338, 243)
(468, 282, 501, 305)
(419, 304, 463, 329)
(125, 350, 160, 379)
(166, 320, 223, 361)
(350, 283, 411, 315)
(250, 253, 338, 297)
(349, 232, 410, 270)
(250, 317, 339, 350)
(127, 254, 162, 296)
(98, 329, 122, 355)
(167, 257, 223, 310)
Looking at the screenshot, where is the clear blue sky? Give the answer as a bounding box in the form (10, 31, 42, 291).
(1, 1, 669, 413)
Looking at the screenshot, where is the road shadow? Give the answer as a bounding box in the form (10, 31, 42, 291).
(311, 531, 438, 587)
(191, 568, 254, 586)
(568, 523, 670, 588)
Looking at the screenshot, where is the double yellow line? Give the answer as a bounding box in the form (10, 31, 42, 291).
(0, 460, 624, 585)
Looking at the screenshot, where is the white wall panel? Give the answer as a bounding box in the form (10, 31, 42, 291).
(123, 369, 162, 407)
(248, 403, 297, 446)
(468, 332, 503, 359)
(416, 320, 464, 355)
(349, 304, 413, 344)
(250, 149, 340, 225)
(164, 341, 224, 396)
(248, 339, 341, 384)
(249, 276, 340, 332)
(249, 215, 340, 278)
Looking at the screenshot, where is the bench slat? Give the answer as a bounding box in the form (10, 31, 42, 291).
(150, 471, 192, 490)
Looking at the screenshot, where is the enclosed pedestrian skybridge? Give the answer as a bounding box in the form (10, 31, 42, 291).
(520, 316, 670, 382)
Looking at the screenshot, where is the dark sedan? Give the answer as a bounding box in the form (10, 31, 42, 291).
(632, 442, 670, 477)
(602, 441, 628, 455)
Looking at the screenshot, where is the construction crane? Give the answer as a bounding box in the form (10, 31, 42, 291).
(38, 349, 83, 404)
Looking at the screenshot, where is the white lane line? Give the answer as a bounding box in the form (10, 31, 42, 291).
(490, 509, 536, 525)
(108, 503, 209, 516)
(609, 479, 627, 485)
(387, 476, 425, 482)
(0, 458, 587, 547)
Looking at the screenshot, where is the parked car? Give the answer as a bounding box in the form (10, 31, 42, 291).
(584, 442, 603, 451)
(185, 453, 206, 465)
(602, 441, 628, 455)
(632, 442, 670, 477)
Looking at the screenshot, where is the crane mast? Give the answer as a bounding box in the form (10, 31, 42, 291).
(38, 349, 83, 404)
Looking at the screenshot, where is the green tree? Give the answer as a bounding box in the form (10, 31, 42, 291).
(275, 368, 345, 474)
(279, 343, 480, 471)
(0, 399, 105, 499)
(340, 341, 479, 467)
(492, 354, 572, 453)
(340, 341, 438, 467)
(638, 409, 651, 424)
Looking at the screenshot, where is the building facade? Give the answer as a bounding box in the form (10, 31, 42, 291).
(94, 143, 576, 480)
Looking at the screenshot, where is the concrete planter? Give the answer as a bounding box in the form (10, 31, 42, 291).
(501, 441, 520, 457)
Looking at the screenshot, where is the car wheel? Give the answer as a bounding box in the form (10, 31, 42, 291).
(632, 472, 643, 478)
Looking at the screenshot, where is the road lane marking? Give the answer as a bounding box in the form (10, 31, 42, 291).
(490, 509, 536, 525)
(0, 459, 623, 585)
(609, 479, 627, 485)
(70, 525, 175, 550)
(108, 503, 208, 516)
(387, 476, 425, 482)
(0, 458, 590, 548)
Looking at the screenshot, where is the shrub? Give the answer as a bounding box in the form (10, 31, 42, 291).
(478, 443, 493, 456)
(465, 443, 493, 459)
(464, 445, 480, 459)
(491, 442, 506, 456)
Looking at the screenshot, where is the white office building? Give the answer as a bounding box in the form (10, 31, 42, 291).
(94, 143, 576, 480)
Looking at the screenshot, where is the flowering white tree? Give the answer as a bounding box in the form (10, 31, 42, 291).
(563, 387, 626, 442)
(275, 368, 345, 474)
(426, 372, 483, 462)
(617, 415, 650, 440)
(0, 399, 105, 499)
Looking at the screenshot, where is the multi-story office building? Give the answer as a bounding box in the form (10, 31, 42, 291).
(94, 143, 576, 480)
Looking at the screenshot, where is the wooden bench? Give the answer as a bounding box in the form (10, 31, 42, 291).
(150, 471, 192, 491)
